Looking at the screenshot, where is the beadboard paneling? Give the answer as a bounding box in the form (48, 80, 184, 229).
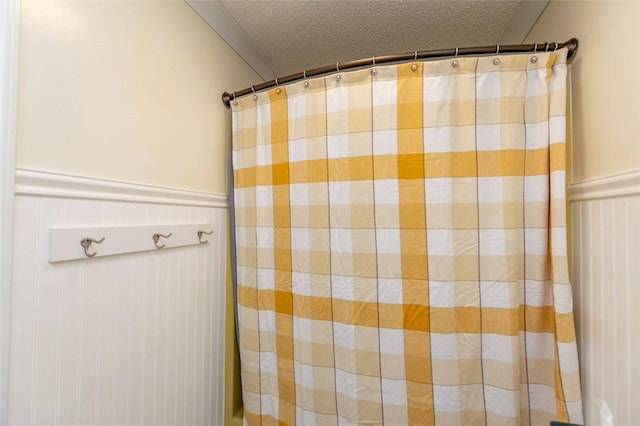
(8, 191, 227, 426)
(570, 174, 640, 426)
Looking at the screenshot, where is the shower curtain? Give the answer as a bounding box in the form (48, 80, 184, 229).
(230, 48, 582, 425)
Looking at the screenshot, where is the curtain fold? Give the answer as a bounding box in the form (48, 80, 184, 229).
(231, 48, 582, 425)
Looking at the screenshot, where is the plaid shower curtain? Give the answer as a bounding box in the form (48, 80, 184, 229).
(231, 48, 582, 425)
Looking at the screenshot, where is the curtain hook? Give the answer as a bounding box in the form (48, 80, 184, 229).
(533, 43, 538, 53)
(554, 42, 559, 51)
(455, 47, 459, 57)
(336, 62, 340, 72)
(275, 77, 279, 86)
(414, 51, 418, 61)
(496, 45, 500, 55)
(544, 42, 549, 52)
(303, 70, 309, 87)
(371, 56, 377, 76)
(251, 85, 257, 100)
(372, 56, 376, 67)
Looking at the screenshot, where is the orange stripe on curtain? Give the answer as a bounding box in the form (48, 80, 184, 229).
(269, 88, 296, 425)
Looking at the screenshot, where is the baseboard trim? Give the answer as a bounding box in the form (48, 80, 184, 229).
(569, 170, 640, 202)
(15, 168, 228, 208)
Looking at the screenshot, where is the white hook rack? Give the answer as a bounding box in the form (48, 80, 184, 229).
(49, 223, 213, 263)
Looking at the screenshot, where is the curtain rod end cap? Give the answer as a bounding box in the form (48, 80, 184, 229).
(222, 92, 232, 108)
(566, 37, 579, 62)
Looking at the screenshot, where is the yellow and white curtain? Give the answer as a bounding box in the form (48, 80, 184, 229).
(231, 48, 582, 425)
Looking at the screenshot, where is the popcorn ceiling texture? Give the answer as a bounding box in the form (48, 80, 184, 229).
(218, 0, 523, 76)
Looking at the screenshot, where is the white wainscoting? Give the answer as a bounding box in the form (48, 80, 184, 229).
(569, 170, 640, 426)
(8, 169, 228, 426)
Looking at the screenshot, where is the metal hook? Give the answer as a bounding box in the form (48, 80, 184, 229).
(275, 78, 279, 86)
(496, 45, 500, 55)
(80, 237, 105, 258)
(544, 42, 549, 52)
(303, 70, 307, 79)
(197, 230, 214, 244)
(372, 56, 376, 67)
(152, 232, 173, 249)
(455, 47, 459, 57)
(533, 43, 538, 53)
(414, 51, 418, 61)
(336, 62, 340, 72)
(554, 42, 559, 51)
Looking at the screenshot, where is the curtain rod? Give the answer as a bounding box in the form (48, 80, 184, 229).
(222, 38, 578, 107)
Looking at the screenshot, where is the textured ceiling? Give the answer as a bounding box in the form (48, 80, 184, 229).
(217, 0, 525, 77)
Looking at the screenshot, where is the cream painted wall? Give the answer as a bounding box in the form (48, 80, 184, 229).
(16, 0, 260, 194)
(525, 0, 640, 183)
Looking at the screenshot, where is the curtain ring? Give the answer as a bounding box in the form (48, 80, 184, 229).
(251, 86, 256, 94)
(455, 47, 459, 57)
(544, 42, 549, 52)
(303, 70, 307, 79)
(533, 43, 538, 53)
(554, 42, 559, 51)
(414, 51, 418, 61)
(496, 45, 500, 55)
(336, 62, 340, 72)
(275, 78, 279, 86)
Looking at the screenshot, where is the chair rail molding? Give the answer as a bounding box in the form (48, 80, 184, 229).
(15, 168, 228, 208)
(568, 170, 640, 202)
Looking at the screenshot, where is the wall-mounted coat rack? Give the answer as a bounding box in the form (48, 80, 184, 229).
(49, 224, 214, 263)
